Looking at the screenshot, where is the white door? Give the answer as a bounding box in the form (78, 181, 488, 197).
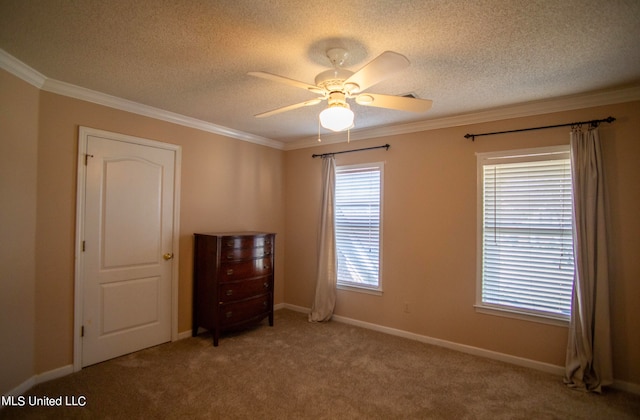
(78, 129, 179, 367)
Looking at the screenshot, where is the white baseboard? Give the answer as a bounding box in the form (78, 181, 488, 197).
(34, 364, 74, 385)
(177, 330, 192, 340)
(278, 304, 638, 395)
(612, 379, 640, 395)
(3, 377, 34, 402)
(332, 312, 564, 376)
(3, 364, 73, 403)
(7, 306, 637, 399)
(279, 303, 307, 313)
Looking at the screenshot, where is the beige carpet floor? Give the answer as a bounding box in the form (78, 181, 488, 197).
(1, 309, 639, 419)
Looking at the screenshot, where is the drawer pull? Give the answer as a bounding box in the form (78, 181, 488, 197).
(226, 254, 234, 260)
(263, 301, 268, 308)
(263, 282, 269, 289)
(226, 289, 233, 296)
(225, 311, 233, 318)
(226, 240, 234, 247)
(263, 265, 270, 270)
(226, 269, 234, 275)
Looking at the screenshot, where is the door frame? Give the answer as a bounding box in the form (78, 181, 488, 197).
(73, 126, 182, 372)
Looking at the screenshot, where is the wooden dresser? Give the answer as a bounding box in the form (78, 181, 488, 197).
(192, 232, 275, 346)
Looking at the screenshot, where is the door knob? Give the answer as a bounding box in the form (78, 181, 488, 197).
(163, 253, 174, 260)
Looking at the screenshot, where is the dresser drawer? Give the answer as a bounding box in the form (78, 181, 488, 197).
(219, 294, 270, 327)
(221, 245, 273, 262)
(221, 235, 273, 250)
(220, 258, 273, 281)
(219, 277, 272, 303)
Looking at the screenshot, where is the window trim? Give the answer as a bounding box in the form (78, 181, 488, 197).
(475, 145, 572, 325)
(335, 161, 384, 294)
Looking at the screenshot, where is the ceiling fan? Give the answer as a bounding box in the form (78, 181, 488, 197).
(248, 48, 433, 132)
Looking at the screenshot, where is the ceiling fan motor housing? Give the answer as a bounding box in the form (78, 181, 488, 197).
(315, 68, 356, 93)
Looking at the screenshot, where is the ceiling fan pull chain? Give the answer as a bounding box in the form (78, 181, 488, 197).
(317, 117, 322, 143)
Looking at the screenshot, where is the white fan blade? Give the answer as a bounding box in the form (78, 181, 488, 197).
(248, 71, 324, 94)
(345, 51, 410, 93)
(355, 93, 432, 113)
(255, 98, 323, 118)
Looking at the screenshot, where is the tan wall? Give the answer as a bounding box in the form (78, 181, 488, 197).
(3, 65, 638, 391)
(0, 71, 39, 392)
(32, 89, 285, 374)
(284, 101, 640, 385)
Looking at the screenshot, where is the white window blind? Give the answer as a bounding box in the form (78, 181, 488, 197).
(479, 148, 574, 320)
(335, 163, 382, 290)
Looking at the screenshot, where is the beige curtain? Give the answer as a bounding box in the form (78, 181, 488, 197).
(564, 127, 613, 393)
(309, 156, 337, 322)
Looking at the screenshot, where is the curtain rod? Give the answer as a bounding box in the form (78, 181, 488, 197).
(464, 116, 616, 141)
(312, 144, 390, 158)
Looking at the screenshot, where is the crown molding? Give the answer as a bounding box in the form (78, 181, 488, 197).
(0, 49, 284, 150)
(3, 48, 638, 152)
(283, 85, 640, 150)
(40, 77, 284, 149)
(0, 49, 46, 88)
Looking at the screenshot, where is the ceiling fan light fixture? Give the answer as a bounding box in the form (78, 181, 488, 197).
(319, 103, 354, 132)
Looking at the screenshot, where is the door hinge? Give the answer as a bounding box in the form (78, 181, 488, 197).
(82, 241, 86, 252)
(81, 326, 85, 337)
(84, 154, 94, 165)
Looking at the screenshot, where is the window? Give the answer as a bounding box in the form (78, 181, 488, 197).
(476, 146, 574, 322)
(335, 162, 383, 292)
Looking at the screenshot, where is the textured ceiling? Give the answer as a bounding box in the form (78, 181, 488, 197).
(1, 0, 639, 145)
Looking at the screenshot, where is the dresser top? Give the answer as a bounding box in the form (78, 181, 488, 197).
(194, 232, 275, 237)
